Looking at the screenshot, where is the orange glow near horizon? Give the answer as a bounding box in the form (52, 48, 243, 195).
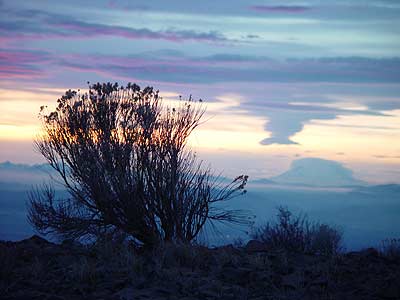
(1, 87, 400, 183)
(294, 110, 400, 163)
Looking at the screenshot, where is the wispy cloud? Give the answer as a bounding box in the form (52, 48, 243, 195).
(4, 49, 398, 87)
(0, 8, 229, 43)
(49, 19, 228, 43)
(373, 155, 400, 159)
(106, 0, 150, 11)
(54, 53, 400, 84)
(249, 5, 312, 13)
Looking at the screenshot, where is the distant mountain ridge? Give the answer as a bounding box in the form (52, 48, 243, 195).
(1, 159, 397, 190)
(0, 161, 56, 186)
(0, 161, 52, 172)
(352, 184, 400, 195)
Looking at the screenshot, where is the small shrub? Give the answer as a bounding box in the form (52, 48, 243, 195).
(309, 224, 343, 256)
(251, 207, 342, 256)
(380, 238, 400, 260)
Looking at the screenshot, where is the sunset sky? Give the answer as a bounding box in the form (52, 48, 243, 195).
(1, 0, 400, 183)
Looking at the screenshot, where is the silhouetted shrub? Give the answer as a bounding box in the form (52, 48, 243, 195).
(309, 223, 343, 256)
(28, 82, 250, 248)
(251, 207, 343, 256)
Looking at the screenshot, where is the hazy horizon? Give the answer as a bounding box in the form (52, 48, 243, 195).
(1, 160, 399, 249)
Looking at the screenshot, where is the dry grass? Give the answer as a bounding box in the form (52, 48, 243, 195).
(0, 244, 17, 293)
(380, 238, 400, 260)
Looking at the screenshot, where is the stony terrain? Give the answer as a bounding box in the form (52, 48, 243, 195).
(1, 236, 400, 300)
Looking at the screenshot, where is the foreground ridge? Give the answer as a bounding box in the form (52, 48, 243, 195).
(1, 235, 399, 300)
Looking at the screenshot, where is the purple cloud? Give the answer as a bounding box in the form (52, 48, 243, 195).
(250, 5, 311, 13)
(3, 48, 400, 86)
(57, 53, 400, 84)
(0, 49, 51, 79)
(0, 7, 228, 44)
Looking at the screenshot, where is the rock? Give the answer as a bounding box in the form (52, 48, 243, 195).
(244, 240, 268, 253)
(18, 235, 52, 246)
(347, 247, 379, 259)
(311, 277, 328, 288)
(199, 289, 220, 299)
(45, 295, 67, 300)
(215, 244, 240, 255)
(219, 266, 252, 285)
(377, 281, 400, 299)
(282, 272, 302, 289)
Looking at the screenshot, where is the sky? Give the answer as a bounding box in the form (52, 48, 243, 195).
(0, 0, 400, 184)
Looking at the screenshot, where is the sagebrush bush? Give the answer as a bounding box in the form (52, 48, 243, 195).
(28, 82, 250, 248)
(251, 207, 343, 256)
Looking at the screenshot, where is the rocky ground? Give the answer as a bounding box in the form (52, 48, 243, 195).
(1, 236, 400, 300)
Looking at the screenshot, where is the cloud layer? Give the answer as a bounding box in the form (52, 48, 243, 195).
(1, 47, 399, 145)
(0, 0, 399, 151)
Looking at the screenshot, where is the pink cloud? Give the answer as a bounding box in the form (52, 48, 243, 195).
(0, 65, 43, 79)
(0, 49, 51, 79)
